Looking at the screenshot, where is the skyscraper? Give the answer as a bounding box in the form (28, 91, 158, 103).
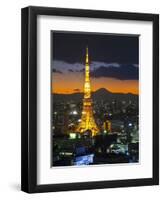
(76, 47, 99, 136)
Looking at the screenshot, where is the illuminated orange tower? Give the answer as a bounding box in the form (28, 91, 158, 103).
(77, 47, 99, 136)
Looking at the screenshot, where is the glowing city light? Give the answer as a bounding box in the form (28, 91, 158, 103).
(74, 154, 94, 165)
(70, 110, 78, 115)
(69, 133, 76, 139)
(72, 110, 78, 115)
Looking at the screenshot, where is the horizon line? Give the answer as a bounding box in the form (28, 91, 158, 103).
(52, 88, 139, 96)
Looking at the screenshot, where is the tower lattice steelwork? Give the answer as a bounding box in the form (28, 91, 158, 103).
(76, 47, 99, 136)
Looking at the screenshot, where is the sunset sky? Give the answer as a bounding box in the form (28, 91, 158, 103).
(52, 31, 139, 95)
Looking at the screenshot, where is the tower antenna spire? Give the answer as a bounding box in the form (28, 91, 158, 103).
(86, 46, 89, 64)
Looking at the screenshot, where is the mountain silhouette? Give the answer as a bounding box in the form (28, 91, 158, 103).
(53, 88, 138, 103)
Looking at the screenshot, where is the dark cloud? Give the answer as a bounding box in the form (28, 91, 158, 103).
(52, 59, 138, 80)
(75, 68, 85, 73)
(68, 69, 74, 72)
(52, 60, 84, 73)
(90, 64, 138, 80)
(52, 68, 63, 74)
(68, 68, 84, 73)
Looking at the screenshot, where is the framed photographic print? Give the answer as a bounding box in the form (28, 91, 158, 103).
(21, 6, 159, 193)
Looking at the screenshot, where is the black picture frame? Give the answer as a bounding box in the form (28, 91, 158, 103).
(21, 6, 159, 193)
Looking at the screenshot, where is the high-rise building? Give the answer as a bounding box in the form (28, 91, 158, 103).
(76, 47, 99, 136)
(103, 120, 112, 133)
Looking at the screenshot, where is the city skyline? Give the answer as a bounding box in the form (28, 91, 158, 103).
(52, 32, 139, 166)
(52, 31, 139, 95)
